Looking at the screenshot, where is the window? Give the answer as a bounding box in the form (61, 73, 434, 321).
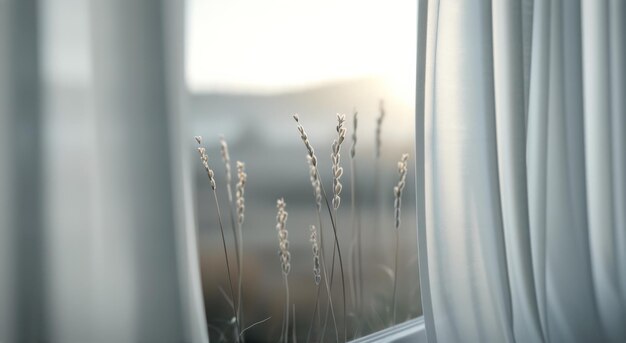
(186, 1, 422, 341)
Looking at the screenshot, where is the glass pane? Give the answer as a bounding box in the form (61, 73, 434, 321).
(186, 1, 420, 341)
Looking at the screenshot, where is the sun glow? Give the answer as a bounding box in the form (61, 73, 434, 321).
(186, 0, 416, 105)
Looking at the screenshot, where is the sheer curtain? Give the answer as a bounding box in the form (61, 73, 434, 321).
(416, 0, 625, 342)
(0, 0, 208, 342)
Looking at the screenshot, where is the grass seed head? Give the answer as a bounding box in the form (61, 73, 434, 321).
(219, 136, 232, 187)
(195, 136, 216, 190)
(394, 153, 409, 229)
(376, 100, 385, 159)
(236, 161, 247, 226)
(276, 198, 290, 275)
(310, 225, 321, 285)
(331, 114, 347, 210)
(350, 110, 358, 159)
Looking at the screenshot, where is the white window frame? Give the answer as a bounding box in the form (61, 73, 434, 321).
(184, 0, 433, 340)
(350, 317, 427, 343)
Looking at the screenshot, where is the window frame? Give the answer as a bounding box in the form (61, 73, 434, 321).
(350, 317, 427, 343)
(185, 0, 431, 340)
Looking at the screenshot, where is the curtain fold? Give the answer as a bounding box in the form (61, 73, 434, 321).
(0, 1, 46, 341)
(417, 0, 626, 342)
(492, 1, 543, 342)
(0, 1, 209, 342)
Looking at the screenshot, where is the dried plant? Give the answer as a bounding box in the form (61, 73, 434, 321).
(236, 161, 247, 227)
(350, 110, 357, 159)
(329, 113, 348, 342)
(195, 136, 216, 190)
(306, 224, 323, 343)
(394, 154, 409, 230)
(195, 105, 411, 341)
(220, 137, 240, 263)
(373, 100, 385, 272)
(310, 225, 321, 285)
(195, 136, 240, 341)
(349, 109, 364, 335)
(276, 198, 290, 343)
(235, 160, 247, 330)
(375, 100, 385, 159)
(308, 156, 322, 211)
(392, 153, 409, 324)
(276, 198, 290, 275)
(293, 114, 339, 342)
(331, 113, 346, 210)
(220, 136, 233, 190)
(294, 114, 317, 167)
(220, 136, 244, 329)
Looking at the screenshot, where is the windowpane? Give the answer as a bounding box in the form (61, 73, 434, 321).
(186, 1, 420, 341)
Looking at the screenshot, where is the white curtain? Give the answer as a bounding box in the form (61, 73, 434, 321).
(0, 0, 208, 342)
(416, 0, 625, 342)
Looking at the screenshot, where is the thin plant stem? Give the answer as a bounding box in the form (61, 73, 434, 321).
(225, 182, 240, 276)
(306, 283, 322, 343)
(317, 210, 339, 343)
(349, 109, 362, 333)
(235, 161, 247, 339)
(319, 180, 346, 342)
(221, 140, 243, 333)
(237, 220, 244, 338)
(225, 182, 242, 324)
(392, 230, 399, 325)
(292, 304, 297, 343)
(374, 101, 385, 252)
(356, 170, 363, 333)
(321, 235, 337, 341)
(239, 316, 271, 339)
(227, 177, 244, 341)
(350, 157, 364, 336)
(349, 163, 357, 309)
(391, 153, 408, 326)
(284, 274, 290, 343)
(212, 190, 241, 342)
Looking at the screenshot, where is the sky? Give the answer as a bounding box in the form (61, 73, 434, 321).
(185, 0, 417, 102)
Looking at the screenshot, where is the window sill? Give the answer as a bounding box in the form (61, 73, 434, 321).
(350, 317, 427, 343)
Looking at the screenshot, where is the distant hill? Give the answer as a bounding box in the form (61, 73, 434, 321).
(189, 77, 413, 121)
(188, 77, 416, 205)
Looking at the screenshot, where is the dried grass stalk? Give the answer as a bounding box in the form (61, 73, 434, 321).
(235, 160, 247, 335)
(293, 114, 339, 342)
(375, 100, 385, 159)
(306, 225, 323, 342)
(276, 198, 290, 276)
(195, 136, 240, 341)
(310, 225, 321, 285)
(392, 153, 409, 325)
(220, 136, 244, 330)
(195, 137, 216, 190)
(276, 198, 290, 343)
(394, 154, 409, 230)
(349, 109, 364, 335)
(236, 161, 246, 227)
(331, 113, 346, 210)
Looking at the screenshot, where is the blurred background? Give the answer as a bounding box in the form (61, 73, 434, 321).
(187, 1, 420, 341)
(0, 0, 418, 342)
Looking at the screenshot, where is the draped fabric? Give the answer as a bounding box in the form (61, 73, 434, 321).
(0, 1, 208, 342)
(416, 0, 626, 342)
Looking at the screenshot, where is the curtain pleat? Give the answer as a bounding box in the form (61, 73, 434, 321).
(581, 1, 626, 341)
(417, 0, 626, 342)
(424, 1, 512, 342)
(492, 0, 543, 341)
(609, 0, 626, 310)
